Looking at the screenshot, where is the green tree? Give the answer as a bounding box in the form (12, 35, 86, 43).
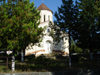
(0, 0, 43, 71)
(70, 39, 82, 53)
(0, 0, 43, 54)
(54, 0, 79, 68)
(54, 0, 79, 49)
(94, 0, 100, 51)
(77, 0, 100, 54)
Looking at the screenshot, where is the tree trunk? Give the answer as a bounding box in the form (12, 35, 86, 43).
(68, 30, 71, 68)
(90, 51, 93, 61)
(69, 55, 71, 68)
(6, 56, 8, 69)
(21, 50, 24, 62)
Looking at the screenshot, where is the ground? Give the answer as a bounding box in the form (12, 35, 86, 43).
(0, 54, 100, 73)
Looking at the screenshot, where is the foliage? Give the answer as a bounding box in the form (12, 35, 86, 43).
(54, 0, 79, 50)
(77, 0, 100, 52)
(0, 0, 43, 54)
(48, 21, 55, 38)
(55, 0, 100, 53)
(20, 55, 68, 71)
(70, 39, 82, 53)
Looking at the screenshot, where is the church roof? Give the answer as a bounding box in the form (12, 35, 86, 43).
(37, 3, 53, 13)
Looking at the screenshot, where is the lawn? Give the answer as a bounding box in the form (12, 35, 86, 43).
(0, 54, 100, 73)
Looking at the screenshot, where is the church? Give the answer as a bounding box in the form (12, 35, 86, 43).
(25, 3, 69, 56)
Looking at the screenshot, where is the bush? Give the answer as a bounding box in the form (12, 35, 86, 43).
(25, 54, 35, 63)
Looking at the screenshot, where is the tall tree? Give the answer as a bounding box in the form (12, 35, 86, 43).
(54, 0, 79, 67)
(0, 0, 43, 55)
(77, 0, 100, 54)
(94, 0, 100, 51)
(0, 0, 43, 71)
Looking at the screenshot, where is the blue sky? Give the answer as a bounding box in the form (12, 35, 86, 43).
(30, 0, 77, 20)
(30, 0, 62, 20)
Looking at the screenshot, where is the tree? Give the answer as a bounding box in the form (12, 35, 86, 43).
(54, 0, 79, 68)
(70, 39, 82, 53)
(0, 0, 42, 53)
(94, 0, 100, 51)
(0, 0, 43, 71)
(77, 0, 100, 54)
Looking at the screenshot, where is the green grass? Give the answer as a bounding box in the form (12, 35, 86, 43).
(0, 65, 11, 73)
(0, 54, 100, 73)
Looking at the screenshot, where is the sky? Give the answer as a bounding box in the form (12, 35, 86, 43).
(30, 0, 77, 21)
(30, 0, 63, 21)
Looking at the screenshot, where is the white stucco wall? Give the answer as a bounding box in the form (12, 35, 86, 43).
(40, 10, 53, 23)
(25, 8, 69, 56)
(53, 35, 69, 55)
(63, 37, 69, 54)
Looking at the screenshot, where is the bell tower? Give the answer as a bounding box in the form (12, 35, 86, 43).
(37, 3, 53, 23)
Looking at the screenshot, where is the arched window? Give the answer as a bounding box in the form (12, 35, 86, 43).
(47, 29, 50, 32)
(44, 15, 46, 22)
(47, 27, 51, 32)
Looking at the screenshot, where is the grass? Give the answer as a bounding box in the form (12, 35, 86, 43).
(15, 58, 68, 71)
(0, 65, 11, 73)
(0, 54, 100, 73)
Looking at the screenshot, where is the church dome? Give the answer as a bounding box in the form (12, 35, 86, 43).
(38, 3, 53, 13)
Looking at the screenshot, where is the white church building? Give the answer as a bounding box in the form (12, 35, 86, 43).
(25, 3, 69, 56)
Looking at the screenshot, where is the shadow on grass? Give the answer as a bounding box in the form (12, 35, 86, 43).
(15, 54, 68, 72)
(6, 54, 100, 72)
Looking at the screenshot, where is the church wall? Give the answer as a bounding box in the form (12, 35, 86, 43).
(25, 5, 69, 56)
(53, 36, 69, 55)
(40, 10, 53, 23)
